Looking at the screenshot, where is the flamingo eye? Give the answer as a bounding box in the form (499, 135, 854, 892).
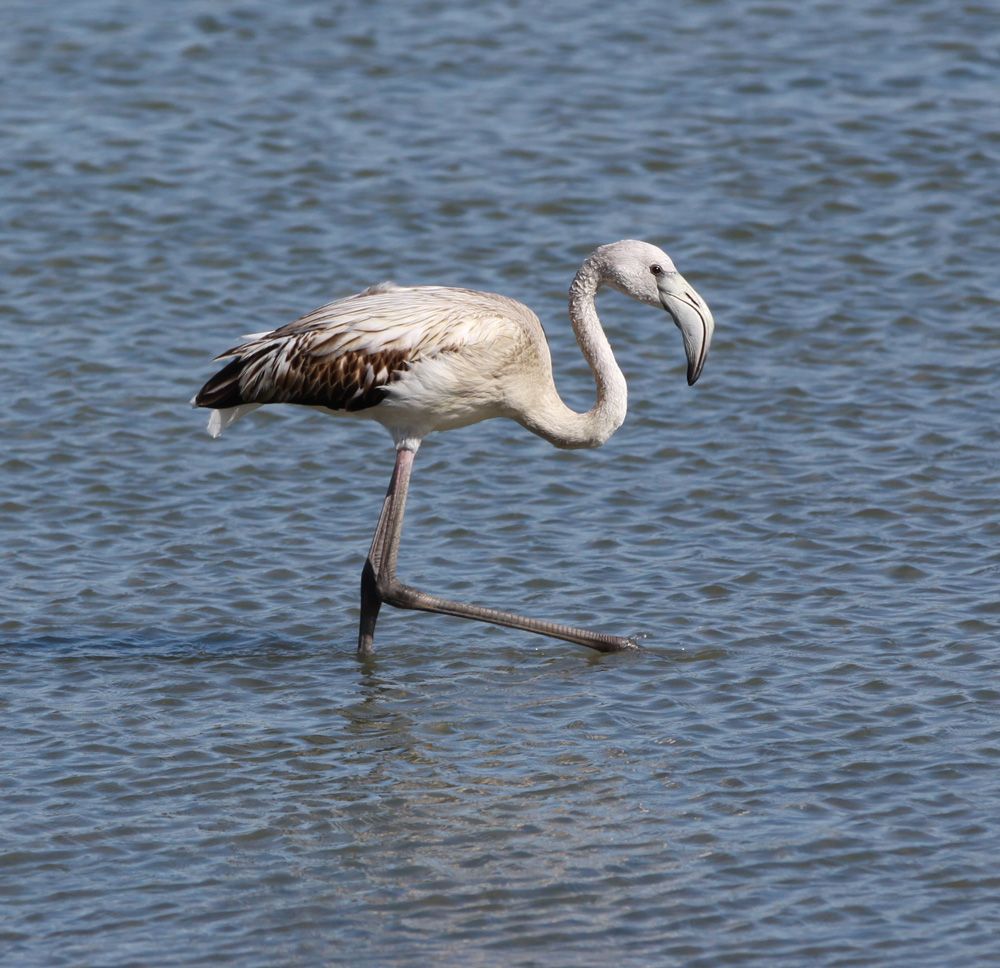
(650, 264, 663, 276)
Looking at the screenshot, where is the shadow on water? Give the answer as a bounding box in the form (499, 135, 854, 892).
(0, 621, 731, 668)
(0, 608, 580, 664)
(0, 630, 340, 661)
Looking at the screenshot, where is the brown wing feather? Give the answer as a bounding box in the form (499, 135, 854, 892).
(195, 344, 412, 413)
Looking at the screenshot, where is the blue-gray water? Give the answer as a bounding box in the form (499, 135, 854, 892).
(3, 1, 999, 965)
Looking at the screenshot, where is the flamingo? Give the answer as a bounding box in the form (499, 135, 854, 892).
(194, 240, 714, 655)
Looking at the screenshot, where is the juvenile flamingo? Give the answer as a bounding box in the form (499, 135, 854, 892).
(194, 240, 714, 654)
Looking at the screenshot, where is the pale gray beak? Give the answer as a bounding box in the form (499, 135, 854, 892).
(658, 271, 715, 385)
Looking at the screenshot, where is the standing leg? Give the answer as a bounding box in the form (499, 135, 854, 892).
(357, 447, 415, 654)
(357, 534, 385, 654)
(358, 446, 638, 654)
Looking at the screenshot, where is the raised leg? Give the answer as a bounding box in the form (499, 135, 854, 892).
(357, 446, 639, 654)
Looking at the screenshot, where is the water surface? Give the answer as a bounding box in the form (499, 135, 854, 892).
(2, 1, 999, 964)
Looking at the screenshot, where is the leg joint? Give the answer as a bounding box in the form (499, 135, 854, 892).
(379, 577, 423, 609)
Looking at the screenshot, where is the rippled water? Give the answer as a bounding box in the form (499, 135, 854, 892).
(3, 0, 999, 964)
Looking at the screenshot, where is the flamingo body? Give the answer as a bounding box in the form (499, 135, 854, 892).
(196, 283, 550, 446)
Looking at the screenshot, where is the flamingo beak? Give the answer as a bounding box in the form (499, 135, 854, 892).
(658, 272, 714, 385)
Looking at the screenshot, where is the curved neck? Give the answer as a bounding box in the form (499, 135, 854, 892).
(522, 253, 628, 449)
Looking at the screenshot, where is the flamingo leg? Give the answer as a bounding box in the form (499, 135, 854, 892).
(357, 449, 409, 654)
(357, 447, 639, 654)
